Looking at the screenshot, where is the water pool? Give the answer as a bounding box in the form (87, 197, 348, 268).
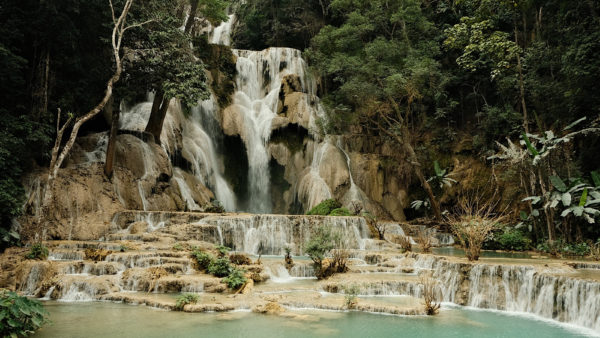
(34, 302, 597, 338)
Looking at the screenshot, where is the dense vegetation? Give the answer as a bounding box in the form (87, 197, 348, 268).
(235, 0, 600, 247)
(0, 289, 49, 336)
(1, 0, 599, 251)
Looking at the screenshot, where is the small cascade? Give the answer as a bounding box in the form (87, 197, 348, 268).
(210, 14, 235, 46)
(335, 137, 370, 209)
(205, 214, 370, 255)
(183, 96, 236, 211)
(265, 263, 294, 283)
(297, 141, 333, 210)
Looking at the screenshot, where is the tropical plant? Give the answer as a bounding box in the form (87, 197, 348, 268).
(329, 208, 352, 216)
(223, 268, 247, 290)
(175, 293, 199, 311)
(0, 288, 49, 336)
(25, 243, 49, 260)
(396, 235, 412, 252)
(427, 161, 457, 189)
(1, 228, 20, 250)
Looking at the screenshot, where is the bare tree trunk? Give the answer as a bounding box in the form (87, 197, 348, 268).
(104, 105, 120, 178)
(145, 90, 170, 143)
(43, 0, 149, 210)
(184, 0, 198, 34)
(514, 25, 529, 134)
(30, 48, 51, 122)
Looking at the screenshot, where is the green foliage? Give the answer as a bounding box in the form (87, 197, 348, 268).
(25, 243, 49, 260)
(215, 245, 230, 257)
(204, 200, 225, 213)
(427, 161, 457, 189)
(0, 288, 49, 336)
(495, 229, 532, 251)
(208, 257, 232, 277)
(222, 268, 247, 289)
(191, 250, 214, 270)
(172, 243, 185, 251)
(233, 0, 328, 50)
(1, 228, 21, 250)
(304, 225, 337, 268)
(537, 240, 591, 257)
(175, 293, 199, 311)
(329, 208, 352, 216)
(307, 199, 342, 216)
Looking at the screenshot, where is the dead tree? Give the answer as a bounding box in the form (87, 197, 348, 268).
(43, 0, 151, 210)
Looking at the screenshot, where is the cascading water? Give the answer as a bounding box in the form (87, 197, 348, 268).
(210, 14, 235, 46)
(231, 48, 310, 213)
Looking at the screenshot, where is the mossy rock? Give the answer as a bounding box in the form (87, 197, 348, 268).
(329, 208, 352, 216)
(307, 199, 342, 216)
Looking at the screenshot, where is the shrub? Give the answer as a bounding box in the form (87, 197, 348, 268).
(229, 253, 251, 265)
(172, 243, 185, 251)
(191, 250, 214, 270)
(304, 226, 336, 271)
(25, 243, 48, 260)
(590, 241, 600, 261)
(343, 284, 360, 309)
(175, 293, 199, 311)
(329, 208, 352, 216)
(395, 235, 412, 252)
(216, 245, 230, 257)
(0, 289, 49, 336)
(208, 257, 232, 277)
(420, 277, 441, 316)
(415, 229, 433, 253)
(496, 229, 531, 251)
(307, 199, 341, 216)
(223, 268, 247, 289)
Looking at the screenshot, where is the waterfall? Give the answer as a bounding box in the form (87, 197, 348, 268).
(210, 14, 235, 46)
(231, 48, 309, 213)
(182, 95, 237, 211)
(297, 141, 334, 210)
(336, 137, 370, 209)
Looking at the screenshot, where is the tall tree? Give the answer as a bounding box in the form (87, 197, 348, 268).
(307, 0, 444, 220)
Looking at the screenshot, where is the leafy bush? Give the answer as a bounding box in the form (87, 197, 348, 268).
(175, 293, 199, 311)
(191, 250, 214, 270)
(216, 245, 230, 257)
(204, 200, 225, 213)
(329, 208, 352, 216)
(208, 257, 232, 277)
(0, 289, 49, 336)
(229, 253, 251, 265)
(223, 268, 247, 289)
(307, 199, 341, 216)
(25, 243, 48, 260)
(172, 243, 185, 251)
(496, 229, 532, 251)
(537, 240, 591, 257)
(304, 226, 336, 269)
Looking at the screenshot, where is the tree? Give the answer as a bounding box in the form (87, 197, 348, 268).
(307, 0, 444, 220)
(141, 0, 229, 143)
(43, 0, 152, 213)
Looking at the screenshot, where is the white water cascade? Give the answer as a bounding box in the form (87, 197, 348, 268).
(231, 48, 310, 213)
(210, 14, 235, 46)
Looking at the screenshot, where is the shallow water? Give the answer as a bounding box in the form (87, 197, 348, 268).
(34, 302, 596, 338)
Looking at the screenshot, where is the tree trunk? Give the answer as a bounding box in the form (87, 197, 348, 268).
(184, 1, 198, 34)
(104, 105, 120, 178)
(30, 48, 51, 122)
(145, 90, 170, 143)
(514, 26, 529, 134)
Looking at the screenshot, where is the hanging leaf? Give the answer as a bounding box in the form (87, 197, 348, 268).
(549, 175, 567, 192)
(573, 206, 584, 217)
(561, 192, 572, 207)
(563, 117, 586, 131)
(522, 133, 539, 157)
(519, 211, 528, 221)
(434, 160, 442, 177)
(579, 188, 588, 207)
(591, 171, 600, 188)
